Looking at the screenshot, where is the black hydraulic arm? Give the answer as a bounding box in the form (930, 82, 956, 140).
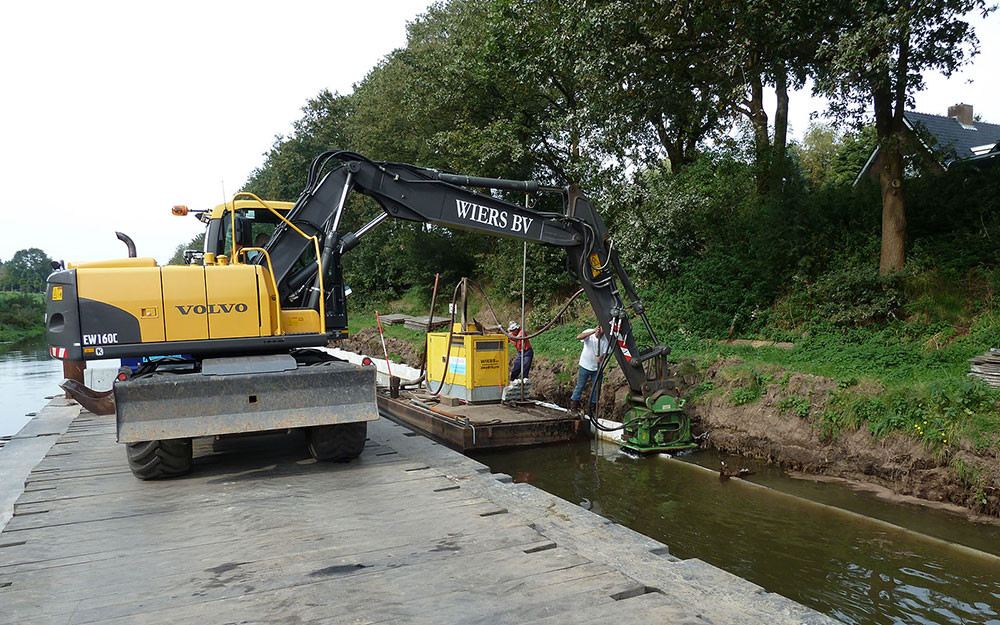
(261, 152, 671, 400)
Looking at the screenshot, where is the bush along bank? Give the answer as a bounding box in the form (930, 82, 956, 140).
(0, 292, 45, 343)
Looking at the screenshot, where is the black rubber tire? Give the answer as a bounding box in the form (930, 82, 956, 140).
(307, 422, 367, 461)
(126, 438, 193, 480)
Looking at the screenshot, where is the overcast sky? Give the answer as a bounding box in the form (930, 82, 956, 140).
(1, 3, 997, 266)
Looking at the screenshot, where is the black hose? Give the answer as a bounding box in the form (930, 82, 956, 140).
(586, 339, 627, 432)
(463, 279, 584, 340)
(427, 281, 463, 396)
(419, 274, 441, 380)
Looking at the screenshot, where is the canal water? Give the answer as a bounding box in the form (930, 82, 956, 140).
(0, 336, 64, 438)
(472, 438, 1000, 625)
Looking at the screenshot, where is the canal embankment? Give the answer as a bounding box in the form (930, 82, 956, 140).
(340, 327, 1000, 522)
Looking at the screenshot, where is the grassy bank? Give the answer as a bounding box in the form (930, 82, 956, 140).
(0, 292, 45, 343)
(349, 282, 1000, 467)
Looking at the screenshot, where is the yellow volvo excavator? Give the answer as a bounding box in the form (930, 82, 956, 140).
(47, 151, 691, 480)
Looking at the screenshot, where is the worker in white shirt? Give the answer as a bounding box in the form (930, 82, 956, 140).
(570, 325, 609, 416)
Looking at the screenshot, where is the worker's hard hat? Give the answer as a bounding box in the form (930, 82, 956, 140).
(508, 321, 520, 332)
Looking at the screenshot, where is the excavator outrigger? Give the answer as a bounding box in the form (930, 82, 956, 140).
(46, 151, 693, 479)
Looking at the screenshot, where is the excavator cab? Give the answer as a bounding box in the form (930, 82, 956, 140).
(198, 199, 294, 264)
(179, 198, 349, 338)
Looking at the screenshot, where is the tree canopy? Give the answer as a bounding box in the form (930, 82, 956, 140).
(0, 248, 54, 293)
(233, 0, 991, 305)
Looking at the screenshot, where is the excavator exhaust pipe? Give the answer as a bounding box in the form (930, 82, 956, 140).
(115, 232, 137, 258)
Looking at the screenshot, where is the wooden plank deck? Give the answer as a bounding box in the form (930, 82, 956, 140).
(0, 403, 838, 625)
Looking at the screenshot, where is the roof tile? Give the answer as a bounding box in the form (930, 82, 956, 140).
(904, 111, 1000, 164)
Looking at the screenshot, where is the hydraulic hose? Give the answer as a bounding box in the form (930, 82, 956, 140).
(462, 279, 585, 341)
(427, 281, 464, 396)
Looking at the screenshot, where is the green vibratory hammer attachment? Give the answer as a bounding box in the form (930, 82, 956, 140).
(620, 392, 698, 453)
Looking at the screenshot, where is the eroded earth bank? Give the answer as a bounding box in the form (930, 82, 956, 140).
(340, 329, 1000, 522)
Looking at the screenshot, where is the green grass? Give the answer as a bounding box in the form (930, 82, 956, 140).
(663, 315, 996, 387)
(526, 324, 583, 366)
(348, 312, 426, 350)
(777, 395, 812, 418)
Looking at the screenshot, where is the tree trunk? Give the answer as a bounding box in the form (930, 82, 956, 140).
(768, 66, 789, 198)
(878, 135, 906, 273)
(747, 74, 770, 195)
(873, 55, 907, 275)
(649, 113, 685, 172)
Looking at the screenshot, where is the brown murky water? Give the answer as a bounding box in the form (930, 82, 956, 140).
(472, 438, 1000, 625)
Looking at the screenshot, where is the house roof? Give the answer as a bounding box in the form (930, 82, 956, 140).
(853, 110, 1000, 185)
(904, 111, 1000, 165)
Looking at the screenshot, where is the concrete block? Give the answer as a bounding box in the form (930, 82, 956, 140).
(439, 395, 462, 407)
(84, 366, 120, 392)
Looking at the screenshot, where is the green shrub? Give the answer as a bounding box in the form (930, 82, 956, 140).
(777, 395, 812, 417)
(0, 292, 45, 342)
(730, 387, 762, 405)
(776, 262, 906, 328)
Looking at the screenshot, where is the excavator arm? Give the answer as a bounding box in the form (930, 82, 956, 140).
(260, 151, 675, 406)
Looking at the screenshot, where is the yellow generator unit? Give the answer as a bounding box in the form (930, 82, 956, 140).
(426, 324, 508, 403)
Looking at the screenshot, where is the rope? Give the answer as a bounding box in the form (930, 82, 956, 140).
(519, 234, 527, 400)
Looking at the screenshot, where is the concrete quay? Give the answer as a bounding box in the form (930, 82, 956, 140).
(0, 401, 840, 624)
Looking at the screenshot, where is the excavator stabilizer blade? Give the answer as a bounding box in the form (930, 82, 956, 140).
(114, 360, 378, 443)
(59, 379, 116, 415)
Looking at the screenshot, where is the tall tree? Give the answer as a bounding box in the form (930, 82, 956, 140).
(1, 248, 53, 293)
(813, 0, 992, 273)
(720, 0, 830, 198)
(588, 0, 736, 172)
(476, 0, 613, 186)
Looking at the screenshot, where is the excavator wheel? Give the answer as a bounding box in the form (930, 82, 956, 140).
(126, 438, 193, 480)
(307, 422, 367, 462)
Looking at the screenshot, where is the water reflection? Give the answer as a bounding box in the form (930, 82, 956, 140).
(0, 337, 63, 437)
(472, 439, 1000, 625)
